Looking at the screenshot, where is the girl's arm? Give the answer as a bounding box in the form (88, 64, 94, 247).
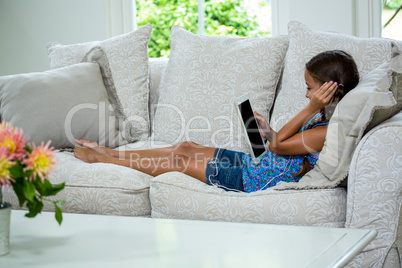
(268, 81, 338, 155)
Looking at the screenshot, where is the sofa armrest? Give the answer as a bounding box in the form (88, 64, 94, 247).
(345, 111, 402, 267)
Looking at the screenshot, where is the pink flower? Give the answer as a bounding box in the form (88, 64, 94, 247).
(0, 120, 11, 132)
(0, 147, 14, 187)
(23, 141, 55, 182)
(0, 127, 27, 160)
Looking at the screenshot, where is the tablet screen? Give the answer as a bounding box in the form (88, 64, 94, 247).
(238, 99, 266, 157)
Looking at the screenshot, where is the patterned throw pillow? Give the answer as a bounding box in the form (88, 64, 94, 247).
(47, 24, 152, 143)
(270, 21, 394, 131)
(152, 26, 289, 152)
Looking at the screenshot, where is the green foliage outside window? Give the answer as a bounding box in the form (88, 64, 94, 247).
(383, 0, 402, 29)
(136, 0, 269, 57)
(384, 0, 402, 10)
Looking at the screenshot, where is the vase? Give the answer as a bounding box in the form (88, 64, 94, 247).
(0, 202, 11, 256)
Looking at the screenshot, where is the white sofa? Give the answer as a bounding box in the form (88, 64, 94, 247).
(3, 21, 402, 267)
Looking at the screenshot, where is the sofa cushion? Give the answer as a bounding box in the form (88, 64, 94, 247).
(150, 172, 346, 227)
(270, 21, 394, 131)
(49, 151, 153, 216)
(152, 26, 289, 152)
(47, 24, 152, 143)
(3, 138, 172, 216)
(0, 62, 123, 148)
(3, 151, 152, 216)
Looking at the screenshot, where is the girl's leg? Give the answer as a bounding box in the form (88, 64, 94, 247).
(74, 146, 210, 183)
(75, 139, 175, 158)
(76, 140, 216, 163)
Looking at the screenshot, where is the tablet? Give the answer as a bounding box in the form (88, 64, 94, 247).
(234, 94, 267, 164)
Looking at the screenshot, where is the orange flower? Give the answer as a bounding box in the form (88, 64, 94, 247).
(23, 141, 55, 182)
(0, 147, 14, 187)
(0, 127, 27, 160)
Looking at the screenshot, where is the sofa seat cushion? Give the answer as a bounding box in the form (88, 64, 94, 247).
(150, 172, 347, 227)
(3, 139, 173, 216)
(46, 151, 153, 216)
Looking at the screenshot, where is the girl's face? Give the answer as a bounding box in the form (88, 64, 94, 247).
(304, 71, 323, 100)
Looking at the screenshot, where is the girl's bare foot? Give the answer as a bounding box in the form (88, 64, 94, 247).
(75, 139, 117, 157)
(74, 146, 116, 164)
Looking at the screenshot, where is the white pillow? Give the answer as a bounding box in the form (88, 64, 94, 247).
(47, 24, 152, 142)
(0, 63, 124, 149)
(270, 21, 394, 131)
(152, 26, 289, 152)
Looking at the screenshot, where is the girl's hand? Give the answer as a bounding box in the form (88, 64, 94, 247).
(254, 111, 273, 141)
(309, 81, 338, 111)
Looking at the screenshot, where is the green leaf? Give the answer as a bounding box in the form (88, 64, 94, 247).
(11, 178, 26, 207)
(52, 182, 65, 196)
(9, 163, 24, 178)
(24, 144, 32, 153)
(55, 205, 63, 225)
(25, 198, 43, 218)
(34, 178, 53, 196)
(34, 179, 65, 197)
(24, 169, 34, 179)
(22, 180, 35, 202)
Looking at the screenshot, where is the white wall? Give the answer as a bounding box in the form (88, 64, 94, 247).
(0, 0, 110, 75)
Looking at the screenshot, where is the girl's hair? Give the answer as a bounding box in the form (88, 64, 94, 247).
(294, 50, 360, 178)
(306, 50, 360, 104)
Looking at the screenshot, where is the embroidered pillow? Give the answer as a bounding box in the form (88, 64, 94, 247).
(152, 26, 289, 152)
(47, 24, 152, 143)
(270, 21, 393, 131)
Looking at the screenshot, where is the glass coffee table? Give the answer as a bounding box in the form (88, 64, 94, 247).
(0, 210, 376, 267)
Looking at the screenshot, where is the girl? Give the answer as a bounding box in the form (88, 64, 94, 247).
(74, 50, 360, 193)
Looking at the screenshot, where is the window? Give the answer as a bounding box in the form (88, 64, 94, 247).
(135, 0, 272, 57)
(382, 0, 402, 40)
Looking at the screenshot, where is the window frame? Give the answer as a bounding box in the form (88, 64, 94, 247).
(107, 0, 135, 37)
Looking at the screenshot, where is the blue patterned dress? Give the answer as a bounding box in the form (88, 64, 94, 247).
(242, 113, 328, 193)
